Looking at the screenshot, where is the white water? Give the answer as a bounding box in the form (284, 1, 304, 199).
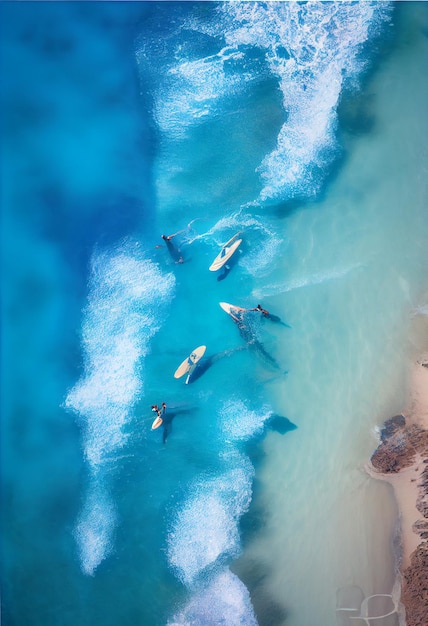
(66, 241, 176, 575)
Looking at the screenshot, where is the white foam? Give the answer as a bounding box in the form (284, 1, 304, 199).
(187, 211, 283, 278)
(167, 456, 254, 586)
(73, 479, 116, 577)
(66, 241, 175, 575)
(219, 398, 273, 442)
(411, 301, 428, 316)
(155, 48, 249, 139)
(168, 568, 258, 626)
(66, 242, 176, 468)
(218, 2, 392, 200)
(141, 2, 391, 200)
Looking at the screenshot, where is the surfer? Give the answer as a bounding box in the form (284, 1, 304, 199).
(162, 232, 178, 241)
(225, 305, 280, 369)
(252, 304, 288, 326)
(150, 404, 163, 431)
(151, 403, 167, 417)
(160, 233, 184, 264)
(254, 304, 269, 316)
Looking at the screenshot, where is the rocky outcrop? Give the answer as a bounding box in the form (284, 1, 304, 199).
(371, 411, 428, 626)
(371, 415, 428, 474)
(401, 543, 428, 626)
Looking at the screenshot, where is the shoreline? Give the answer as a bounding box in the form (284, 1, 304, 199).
(367, 348, 428, 626)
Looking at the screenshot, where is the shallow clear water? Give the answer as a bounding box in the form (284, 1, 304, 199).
(2, 3, 427, 626)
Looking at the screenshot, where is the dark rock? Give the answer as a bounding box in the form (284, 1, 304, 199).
(380, 414, 406, 443)
(402, 543, 428, 626)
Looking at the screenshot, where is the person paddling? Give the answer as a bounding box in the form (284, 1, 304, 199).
(252, 304, 288, 326)
(254, 304, 269, 316)
(161, 233, 184, 264)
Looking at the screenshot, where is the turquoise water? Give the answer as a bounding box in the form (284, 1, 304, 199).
(2, 3, 427, 626)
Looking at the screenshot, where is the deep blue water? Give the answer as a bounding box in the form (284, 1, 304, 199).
(2, 3, 427, 626)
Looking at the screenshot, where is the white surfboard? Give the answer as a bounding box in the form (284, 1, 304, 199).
(219, 302, 248, 317)
(174, 345, 206, 379)
(209, 234, 242, 271)
(151, 415, 163, 430)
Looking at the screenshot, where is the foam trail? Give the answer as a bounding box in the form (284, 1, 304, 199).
(167, 455, 254, 586)
(219, 398, 273, 442)
(168, 568, 258, 626)
(65, 241, 175, 574)
(186, 211, 283, 278)
(253, 262, 364, 299)
(74, 479, 116, 577)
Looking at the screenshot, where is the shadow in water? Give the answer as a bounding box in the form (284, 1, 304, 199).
(162, 236, 184, 264)
(237, 322, 281, 371)
(231, 416, 297, 625)
(262, 312, 291, 328)
(216, 245, 241, 281)
(232, 552, 289, 626)
(266, 414, 297, 435)
(160, 405, 199, 443)
(187, 346, 246, 383)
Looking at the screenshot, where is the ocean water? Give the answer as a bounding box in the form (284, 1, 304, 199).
(2, 3, 427, 626)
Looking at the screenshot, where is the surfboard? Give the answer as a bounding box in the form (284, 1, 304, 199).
(209, 235, 242, 271)
(219, 302, 248, 317)
(151, 416, 163, 430)
(174, 345, 206, 379)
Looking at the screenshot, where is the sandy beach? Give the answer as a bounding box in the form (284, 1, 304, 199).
(368, 320, 428, 626)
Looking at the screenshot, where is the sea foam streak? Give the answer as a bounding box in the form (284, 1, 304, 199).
(74, 480, 116, 577)
(167, 455, 254, 586)
(213, 1, 392, 200)
(142, 1, 391, 202)
(167, 400, 272, 621)
(168, 568, 258, 626)
(219, 398, 273, 442)
(185, 212, 283, 279)
(253, 262, 364, 299)
(66, 242, 175, 575)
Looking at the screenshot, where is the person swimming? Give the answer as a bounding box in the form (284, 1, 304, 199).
(254, 304, 269, 316)
(161, 233, 184, 264)
(252, 304, 289, 326)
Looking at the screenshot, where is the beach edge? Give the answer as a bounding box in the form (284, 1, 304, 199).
(367, 349, 428, 626)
